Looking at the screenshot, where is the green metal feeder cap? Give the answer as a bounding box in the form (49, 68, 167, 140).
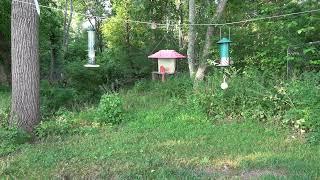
(217, 38, 232, 44)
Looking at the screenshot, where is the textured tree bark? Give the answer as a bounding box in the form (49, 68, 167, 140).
(62, 0, 73, 60)
(62, 0, 68, 47)
(49, 44, 57, 83)
(187, 0, 196, 78)
(125, 18, 135, 73)
(64, 0, 73, 51)
(10, 0, 40, 132)
(176, 0, 184, 49)
(195, 64, 208, 81)
(194, 0, 228, 82)
(95, 18, 104, 53)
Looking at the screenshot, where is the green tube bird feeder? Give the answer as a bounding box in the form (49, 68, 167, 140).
(217, 37, 232, 67)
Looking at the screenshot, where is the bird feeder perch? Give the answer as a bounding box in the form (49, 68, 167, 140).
(148, 50, 186, 81)
(217, 38, 232, 67)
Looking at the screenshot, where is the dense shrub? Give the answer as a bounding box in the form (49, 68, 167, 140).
(190, 69, 286, 121)
(131, 74, 193, 98)
(283, 72, 320, 141)
(64, 58, 129, 104)
(308, 128, 320, 145)
(40, 81, 76, 117)
(35, 108, 100, 138)
(0, 127, 31, 156)
(154, 75, 193, 98)
(95, 93, 124, 124)
(190, 69, 320, 144)
(0, 87, 10, 128)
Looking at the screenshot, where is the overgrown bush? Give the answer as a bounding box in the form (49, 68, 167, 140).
(283, 72, 320, 142)
(40, 81, 76, 117)
(64, 59, 129, 104)
(308, 128, 320, 145)
(190, 69, 286, 122)
(131, 74, 193, 98)
(95, 93, 124, 124)
(190, 69, 320, 144)
(0, 127, 31, 156)
(0, 86, 10, 128)
(0, 104, 9, 128)
(153, 75, 193, 98)
(35, 108, 100, 138)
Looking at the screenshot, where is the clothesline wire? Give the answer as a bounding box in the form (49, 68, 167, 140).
(12, 0, 320, 27)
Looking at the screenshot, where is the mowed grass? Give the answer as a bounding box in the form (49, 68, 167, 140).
(1, 88, 320, 179)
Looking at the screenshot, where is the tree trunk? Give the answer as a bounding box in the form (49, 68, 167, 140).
(194, 0, 228, 82)
(10, 0, 40, 132)
(49, 44, 57, 83)
(95, 18, 104, 53)
(195, 64, 208, 81)
(64, 0, 73, 51)
(177, 0, 184, 49)
(126, 18, 134, 72)
(187, 0, 196, 78)
(62, 0, 68, 47)
(62, 0, 73, 60)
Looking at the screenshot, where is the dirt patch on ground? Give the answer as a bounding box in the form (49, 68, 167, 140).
(240, 169, 286, 179)
(196, 164, 286, 179)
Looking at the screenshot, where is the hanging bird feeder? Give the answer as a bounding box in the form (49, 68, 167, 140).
(215, 37, 232, 90)
(148, 50, 186, 81)
(84, 24, 100, 68)
(217, 37, 232, 67)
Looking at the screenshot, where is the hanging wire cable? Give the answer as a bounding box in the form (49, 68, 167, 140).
(12, 0, 79, 15)
(150, 36, 166, 53)
(12, 0, 320, 27)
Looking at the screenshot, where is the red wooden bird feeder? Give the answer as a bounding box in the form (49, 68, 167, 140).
(148, 50, 186, 81)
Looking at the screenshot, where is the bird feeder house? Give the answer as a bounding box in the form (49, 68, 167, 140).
(148, 50, 186, 81)
(217, 38, 232, 67)
(84, 25, 100, 68)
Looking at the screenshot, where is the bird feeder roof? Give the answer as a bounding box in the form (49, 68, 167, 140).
(148, 50, 187, 59)
(87, 26, 95, 31)
(217, 38, 232, 44)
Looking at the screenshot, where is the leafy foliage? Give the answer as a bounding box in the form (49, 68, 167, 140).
(1, 81, 320, 178)
(95, 93, 124, 124)
(35, 108, 100, 138)
(1, 0, 320, 177)
(0, 127, 31, 156)
(190, 69, 320, 143)
(40, 81, 76, 117)
(0, 86, 10, 128)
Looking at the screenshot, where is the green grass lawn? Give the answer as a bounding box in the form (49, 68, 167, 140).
(1, 88, 320, 179)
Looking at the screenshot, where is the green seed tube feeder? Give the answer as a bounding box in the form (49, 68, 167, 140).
(217, 37, 232, 67)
